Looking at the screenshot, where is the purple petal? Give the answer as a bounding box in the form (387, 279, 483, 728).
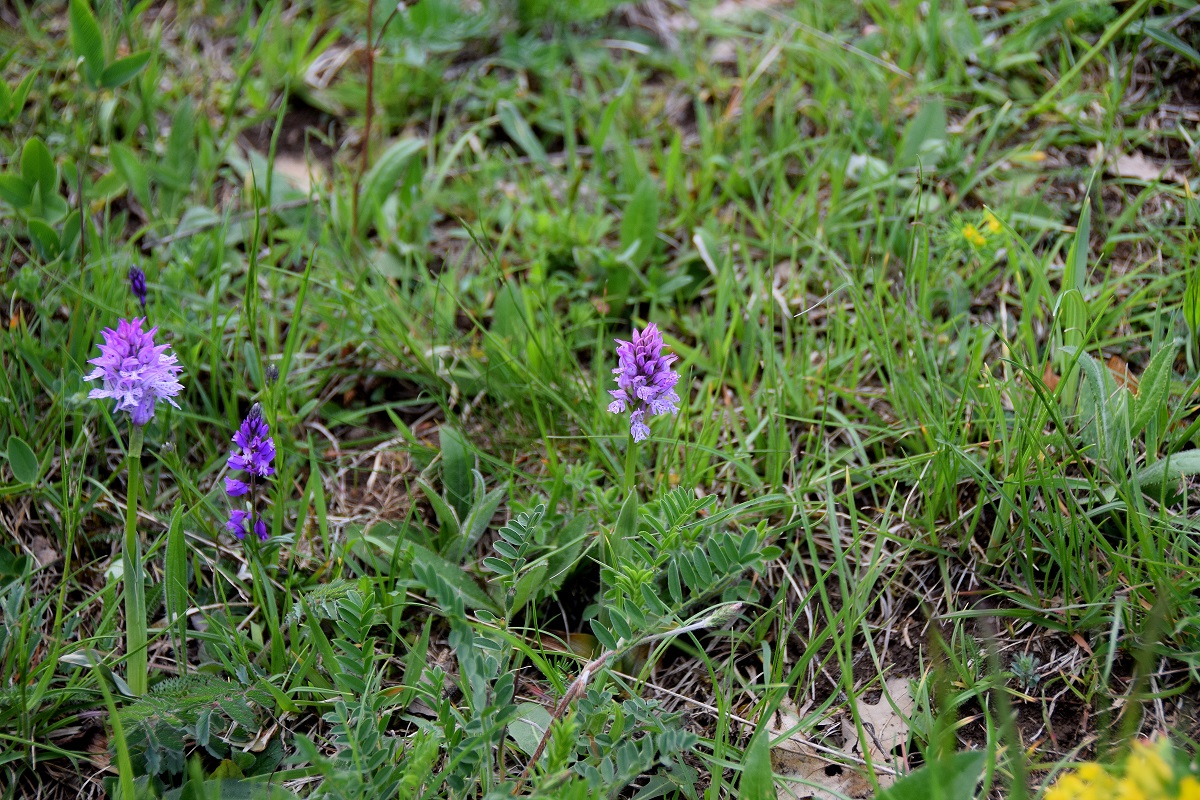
(226, 510, 250, 539)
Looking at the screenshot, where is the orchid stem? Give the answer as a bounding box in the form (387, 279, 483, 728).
(123, 424, 148, 696)
(622, 433, 637, 496)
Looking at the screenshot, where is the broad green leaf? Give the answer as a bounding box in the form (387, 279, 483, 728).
(21, 138, 56, 197)
(1076, 352, 1116, 466)
(457, 484, 506, 559)
(398, 617, 431, 710)
(1185, 267, 1200, 340)
(99, 51, 150, 89)
(418, 479, 461, 550)
(164, 501, 187, 654)
(5, 436, 38, 484)
(497, 99, 547, 165)
(591, 619, 617, 650)
(1135, 451, 1200, 497)
(360, 136, 424, 229)
(301, 599, 341, 678)
(0, 174, 32, 207)
(1130, 341, 1177, 438)
(738, 729, 777, 800)
(1054, 289, 1087, 407)
(619, 177, 659, 267)
(878, 750, 986, 800)
(69, 0, 106, 84)
(541, 513, 590, 597)
(58, 210, 90, 258)
(110, 142, 151, 209)
(490, 280, 528, 343)
(39, 193, 70, 224)
(164, 100, 197, 188)
(26, 218, 60, 260)
(608, 608, 633, 641)
(612, 491, 638, 565)
(897, 97, 947, 169)
(9, 72, 35, 122)
(439, 425, 472, 520)
(1064, 198, 1091, 294)
(509, 563, 547, 615)
(508, 701, 553, 757)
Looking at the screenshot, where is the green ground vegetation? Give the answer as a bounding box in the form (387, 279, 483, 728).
(1, 0, 1199, 798)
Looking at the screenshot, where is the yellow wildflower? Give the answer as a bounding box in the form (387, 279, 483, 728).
(1124, 741, 1174, 797)
(983, 210, 1003, 234)
(1046, 739, 1198, 800)
(1046, 763, 1120, 800)
(962, 224, 986, 247)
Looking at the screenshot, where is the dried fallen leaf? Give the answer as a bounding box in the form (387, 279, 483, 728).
(768, 699, 872, 799)
(1112, 153, 1177, 182)
(273, 154, 325, 194)
(841, 677, 914, 789)
(243, 721, 278, 753)
(711, 0, 789, 19)
(1089, 145, 1180, 183)
(1107, 354, 1138, 393)
(86, 730, 112, 771)
(1043, 362, 1060, 391)
(29, 535, 58, 567)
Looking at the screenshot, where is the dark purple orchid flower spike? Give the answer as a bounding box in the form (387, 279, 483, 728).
(129, 266, 147, 309)
(225, 404, 275, 541)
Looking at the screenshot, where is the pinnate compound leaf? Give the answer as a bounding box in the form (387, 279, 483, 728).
(410, 542, 500, 615)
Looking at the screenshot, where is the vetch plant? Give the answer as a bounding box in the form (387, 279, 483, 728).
(85, 317, 184, 696)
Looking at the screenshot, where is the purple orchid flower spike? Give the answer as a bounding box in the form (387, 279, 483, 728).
(608, 323, 680, 442)
(84, 317, 184, 426)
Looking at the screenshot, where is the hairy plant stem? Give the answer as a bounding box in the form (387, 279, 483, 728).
(124, 424, 147, 696)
